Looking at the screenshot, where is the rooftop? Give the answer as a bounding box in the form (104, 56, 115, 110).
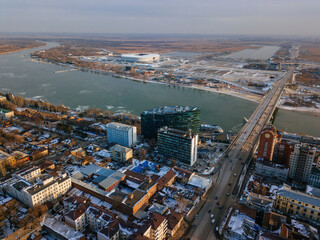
(277, 186, 320, 208)
(142, 106, 199, 115)
(41, 214, 85, 239)
(110, 144, 132, 153)
(125, 189, 147, 207)
(107, 122, 135, 131)
(158, 127, 196, 138)
(98, 171, 126, 190)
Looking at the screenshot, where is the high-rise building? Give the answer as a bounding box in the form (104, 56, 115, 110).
(141, 106, 200, 139)
(272, 141, 293, 167)
(106, 122, 137, 148)
(157, 127, 198, 166)
(288, 144, 316, 183)
(257, 125, 278, 162)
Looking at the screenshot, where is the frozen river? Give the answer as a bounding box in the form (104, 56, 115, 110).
(0, 42, 319, 137)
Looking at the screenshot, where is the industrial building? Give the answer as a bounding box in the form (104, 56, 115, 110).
(106, 122, 137, 148)
(141, 106, 200, 139)
(157, 127, 198, 166)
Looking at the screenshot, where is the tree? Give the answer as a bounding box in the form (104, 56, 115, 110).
(29, 204, 48, 218)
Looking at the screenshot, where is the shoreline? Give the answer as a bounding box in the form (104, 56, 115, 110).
(0, 43, 47, 56)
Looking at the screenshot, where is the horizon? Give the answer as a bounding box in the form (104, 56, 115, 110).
(1, 0, 320, 37)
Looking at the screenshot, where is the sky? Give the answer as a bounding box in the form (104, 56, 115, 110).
(1, 0, 320, 36)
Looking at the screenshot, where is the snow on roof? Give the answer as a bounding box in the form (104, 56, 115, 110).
(93, 149, 111, 159)
(42, 215, 85, 240)
(188, 175, 211, 189)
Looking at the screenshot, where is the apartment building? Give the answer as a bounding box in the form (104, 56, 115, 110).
(142, 212, 168, 240)
(274, 185, 320, 223)
(288, 144, 316, 183)
(110, 144, 133, 163)
(106, 122, 137, 148)
(5, 167, 71, 207)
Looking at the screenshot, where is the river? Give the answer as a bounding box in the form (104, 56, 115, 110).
(0, 42, 319, 137)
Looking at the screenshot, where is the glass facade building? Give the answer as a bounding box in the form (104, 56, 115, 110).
(157, 127, 198, 166)
(141, 106, 200, 139)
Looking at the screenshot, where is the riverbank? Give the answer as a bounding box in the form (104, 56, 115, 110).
(0, 42, 47, 55)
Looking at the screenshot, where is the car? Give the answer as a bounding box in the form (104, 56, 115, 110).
(208, 210, 211, 213)
(211, 214, 214, 219)
(234, 173, 237, 177)
(226, 192, 230, 197)
(215, 196, 218, 200)
(218, 205, 222, 209)
(195, 214, 198, 219)
(211, 219, 215, 224)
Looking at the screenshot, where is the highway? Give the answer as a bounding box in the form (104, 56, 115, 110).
(187, 66, 295, 240)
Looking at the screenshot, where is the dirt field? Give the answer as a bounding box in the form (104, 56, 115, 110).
(0, 39, 45, 54)
(56, 38, 266, 54)
(298, 43, 320, 62)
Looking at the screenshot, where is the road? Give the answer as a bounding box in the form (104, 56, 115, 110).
(187, 67, 295, 240)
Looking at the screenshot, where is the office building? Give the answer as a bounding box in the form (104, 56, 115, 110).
(110, 144, 133, 163)
(288, 144, 316, 183)
(274, 185, 320, 223)
(106, 122, 137, 148)
(4, 167, 71, 207)
(141, 106, 200, 139)
(157, 127, 198, 166)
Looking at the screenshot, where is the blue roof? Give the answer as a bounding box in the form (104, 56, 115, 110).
(131, 166, 143, 174)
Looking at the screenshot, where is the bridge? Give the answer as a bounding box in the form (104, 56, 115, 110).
(187, 66, 295, 240)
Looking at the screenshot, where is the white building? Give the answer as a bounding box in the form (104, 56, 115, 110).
(120, 53, 160, 63)
(106, 122, 137, 148)
(4, 167, 71, 207)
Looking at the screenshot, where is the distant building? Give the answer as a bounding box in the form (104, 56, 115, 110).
(141, 106, 200, 139)
(158, 127, 198, 166)
(120, 53, 160, 63)
(274, 185, 320, 223)
(106, 122, 137, 148)
(257, 125, 279, 162)
(288, 144, 316, 183)
(110, 144, 133, 163)
(4, 167, 71, 207)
